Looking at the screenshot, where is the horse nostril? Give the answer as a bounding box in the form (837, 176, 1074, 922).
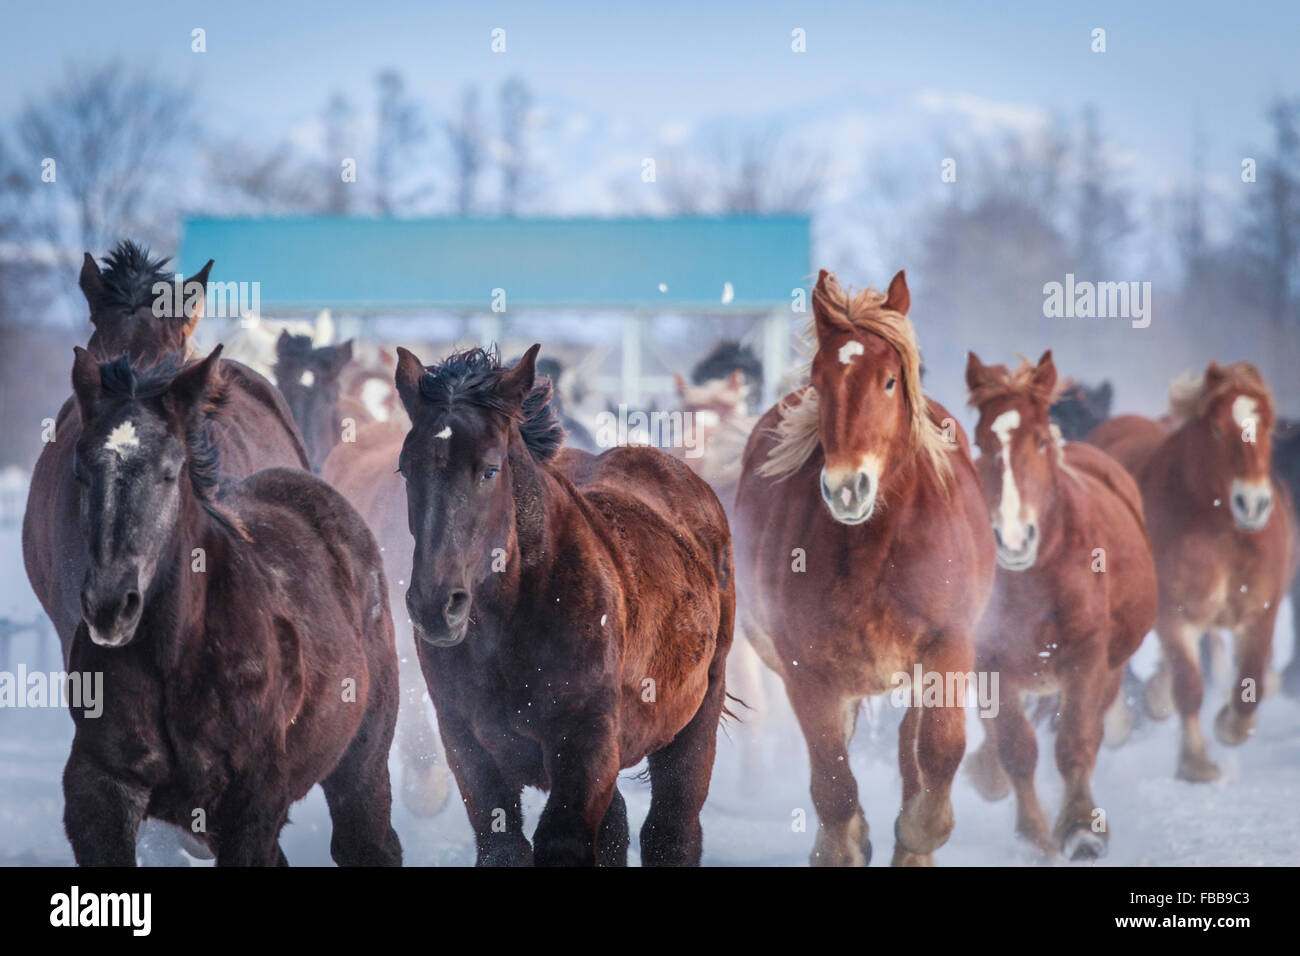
(1234, 494, 1247, 513)
(1026, 524, 1037, 541)
(1256, 495, 1272, 518)
(820, 474, 833, 503)
(445, 590, 470, 623)
(855, 472, 870, 500)
(121, 590, 141, 620)
(993, 527, 1004, 548)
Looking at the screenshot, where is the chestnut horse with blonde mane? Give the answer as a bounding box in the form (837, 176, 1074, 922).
(733, 269, 994, 866)
(1088, 361, 1296, 781)
(963, 351, 1156, 859)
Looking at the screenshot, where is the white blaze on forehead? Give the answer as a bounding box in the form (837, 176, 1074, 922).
(990, 410, 1025, 549)
(434, 425, 453, 440)
(299, 370, 316, 387)
(838, 340, 865, 366)
(104, 420, 140, 456)
(1231, 394, 1258, 429)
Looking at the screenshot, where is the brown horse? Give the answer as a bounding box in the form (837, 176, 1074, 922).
(963, 351, 1156, 859)
(733, 269, 995, 866)
(61, 347, 401, 866)
(1088, 362, 1297, 780)
(321, 420, 452, 818)
(672, 367, 774, 785)
(395, 344, 734, 866)
(274, 332, 370, 472)
(23, 243, 309, 662)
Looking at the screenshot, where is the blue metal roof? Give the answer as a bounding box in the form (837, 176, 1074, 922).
(178, 215, 810, 312)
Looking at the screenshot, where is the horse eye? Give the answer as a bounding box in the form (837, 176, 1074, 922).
(885, 377, 896, 392)
(162, 469, 178, 482)
(480, 466, 500, 483)
(1038, 438, 1048, 452)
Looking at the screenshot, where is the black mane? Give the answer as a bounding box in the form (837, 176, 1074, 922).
(418, 347, 565, 462)
(691, 339, 763, 388)
(97, 240, 173, 313)
(96, 353, 228, 503)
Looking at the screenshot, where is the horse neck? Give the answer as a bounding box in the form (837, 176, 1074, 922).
(144, 484, 228, 668)
(1160, 422, 1232, 522)
(505, 430, 558, 578)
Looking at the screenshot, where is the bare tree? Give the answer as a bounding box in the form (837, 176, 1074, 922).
(14, 62, 195, 256)
(1073, 105, 1134, 277)
(660, 126, 826, 215)
(499, 77, 533, 216)
(446, 86, 484, 217)
(374, 70, 432, 216)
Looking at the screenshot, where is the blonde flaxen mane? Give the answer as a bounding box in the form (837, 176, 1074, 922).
(758, 272, 954, 486)
(1168, 362, 1272, 426)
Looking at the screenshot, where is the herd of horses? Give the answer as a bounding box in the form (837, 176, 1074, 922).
(18, 241, 1300, 866)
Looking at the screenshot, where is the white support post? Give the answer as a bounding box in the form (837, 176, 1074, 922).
(478, 313, 503, 351)
(762, 310, 789, 406)
(621, 314, 643, 408)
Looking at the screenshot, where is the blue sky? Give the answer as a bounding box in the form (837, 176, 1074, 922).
(3, 0, 1296, 193)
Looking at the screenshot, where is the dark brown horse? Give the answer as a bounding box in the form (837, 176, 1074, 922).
(23, 243, 309, 662)
(395, 344, 734, 866)
(321, 420, 453, 818)
(61, 346, 401, 866)
(274, 331, 370, 471)
(1088, 362, 1297, 780)
(963, 351, 1156, 859)
(733, 269, 995, 866)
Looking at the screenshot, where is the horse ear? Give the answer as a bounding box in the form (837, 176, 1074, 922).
(394, 347, 426, 414)
(1204, 361, 1224, 387)
(332, 338, 353, 371)
(499, 343, 540, 409)
(275, 329, 293, 357)
(181, 260, 213, 339)
(167, 346, 223, 420)
(1096, 381, 1114, 414)
(812, 269, 853, 339)
(883, 270, 910, 315)
(673, 372, 688, 398)
(965, 351, 992, 393)
(1033, 349, 1058, 394)
(71, 347, 102, 421)
(728, 369, 745, 390)
(79, 253, 103, 318)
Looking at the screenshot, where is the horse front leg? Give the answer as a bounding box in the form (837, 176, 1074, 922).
(1053, 656, 1112, 859)
(437, 709, 532, 866)
(1215, 606, 1279, 746)
(894, 634, 971, 865)
(533, 704, 620, 868)
(63, 746, 149, 867)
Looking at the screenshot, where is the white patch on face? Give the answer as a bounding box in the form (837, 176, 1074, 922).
(434, 425, 453, 440)
(104, 421, 140, 456)
(990, 409, 1024, 549)
(1231, 394, 1257, 430)
(299, 370, 316, 387)
(838, 340, 864, 366)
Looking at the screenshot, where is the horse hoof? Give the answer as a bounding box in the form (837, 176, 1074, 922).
(966, 748, 1011, 802)
(401, 762, 451, 818)
(890, 845, 934, 867)
(1102, 696, 1135, 749)
(1145, 671, 1174, 721)
(1176, 752, 1222, 783)
(1213, 705, 1255, 747)
(1062, 825, 1108, 861)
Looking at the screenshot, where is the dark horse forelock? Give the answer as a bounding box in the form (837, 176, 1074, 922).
(418, 347, 565, 461)
(95, 353, 231, 506)
(96, 240, 173, 312)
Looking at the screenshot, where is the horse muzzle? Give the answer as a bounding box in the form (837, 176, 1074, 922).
(820, 465, 877, 525)
(994, 521, 1039, 572)
(1230, 478, 1273, 532)
(406, 584, 472, 648)
(80, 573, 143, 648)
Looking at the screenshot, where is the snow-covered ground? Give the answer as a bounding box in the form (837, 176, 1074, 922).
(2, 522, 1297, 867)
